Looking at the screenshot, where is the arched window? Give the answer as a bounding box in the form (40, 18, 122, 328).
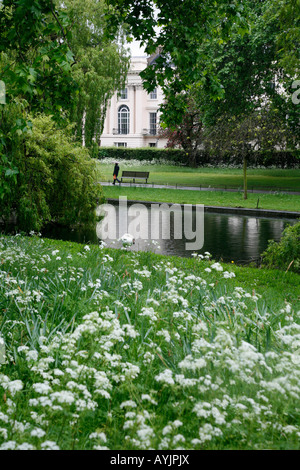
(118, 105, 130, 134)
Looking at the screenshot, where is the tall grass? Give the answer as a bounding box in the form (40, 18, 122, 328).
(0, 234, 299, 450)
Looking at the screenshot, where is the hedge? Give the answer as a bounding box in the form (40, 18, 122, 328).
(98, 147, 186, 164)
(97, 147, 300, 168)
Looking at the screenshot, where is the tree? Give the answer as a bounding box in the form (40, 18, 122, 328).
(0, 0, 76, 118)
(1, 0, 124, 230)
(168, 0, 300, 191)
(106, 0, 298, 145)
(193, 0, 299, 191)
(59, 0, 130, 150)
(0, 0, 77, 203)
(0, 112, 103, 232)
(105, 0, 249, 124)
(203, 109, 294, 199)
(159, 91, 203, 167)
(265, 0, 300, 77)
(197, 0, 299, 128)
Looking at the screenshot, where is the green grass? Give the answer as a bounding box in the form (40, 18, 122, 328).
(97, 161, 300, 191)
(0, 234, 300, 450)
(103, 185, 300, 212)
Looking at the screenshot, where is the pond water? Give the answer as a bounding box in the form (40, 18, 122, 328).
(39, 202, 297, 264)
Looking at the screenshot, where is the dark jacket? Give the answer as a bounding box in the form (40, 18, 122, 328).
(113, 164, 119, 177)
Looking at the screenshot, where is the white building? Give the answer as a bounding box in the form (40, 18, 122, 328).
(100, 56, 168, 148)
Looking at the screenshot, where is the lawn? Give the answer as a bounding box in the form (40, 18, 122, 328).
(0, 234, 300, 450)
(103, 185, 300, 213)
(96, 160, 300, 191)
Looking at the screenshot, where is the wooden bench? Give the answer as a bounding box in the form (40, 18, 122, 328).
(120, 171, 150, 183)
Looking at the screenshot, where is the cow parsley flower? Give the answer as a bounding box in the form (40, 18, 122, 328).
(31, 428, 46, 438)
(155, 369, 175, 386)
(211, 262, 223, 272)
(120, 400, 137, 409)
(41, 441, 60, 450)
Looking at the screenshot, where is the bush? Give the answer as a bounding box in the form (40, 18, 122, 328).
(261, 221, 300, 273)
(1, 114, 104, 232)
(98, 146, 187, 165)
(97, 147, 300, 168)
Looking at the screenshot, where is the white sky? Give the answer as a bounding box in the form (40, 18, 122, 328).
(127, 4, 159, 57)
(129, 40, 147, 57)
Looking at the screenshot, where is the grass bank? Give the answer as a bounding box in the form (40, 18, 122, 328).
(97, 161, 300, 191)
(0, 234, 299, 450)
(103, 185, 300, 213)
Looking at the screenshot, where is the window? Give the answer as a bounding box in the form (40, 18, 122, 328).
(120, 88, 128, 100)
(118, 105, 130, 134)
(115, 142, 127, 147)
(150, 88, 157, 100)
(149, 142, 157, 147)
(149, 112, 157, 135)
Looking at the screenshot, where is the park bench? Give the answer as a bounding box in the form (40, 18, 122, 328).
(120, 170, 150, 183)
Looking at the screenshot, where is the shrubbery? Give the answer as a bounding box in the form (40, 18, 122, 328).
(0, 114, 104, 232)
(98, 146, 300, 168)
(262, 221, 300, 273)
(98, 146, 186, 165)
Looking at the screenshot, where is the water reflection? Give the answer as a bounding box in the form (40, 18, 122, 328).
(27, 202, 296, 263)
(94, 202, 296, 263)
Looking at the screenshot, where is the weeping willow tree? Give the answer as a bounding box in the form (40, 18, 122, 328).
(58, 0, 130, 150)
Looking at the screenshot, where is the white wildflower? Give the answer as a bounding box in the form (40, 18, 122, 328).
(31, 428, 46, 438)
(155, 369, 174, 386)
(120, 400, 137, 409)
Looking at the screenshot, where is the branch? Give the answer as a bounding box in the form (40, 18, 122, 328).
(50, 3, 75, 64)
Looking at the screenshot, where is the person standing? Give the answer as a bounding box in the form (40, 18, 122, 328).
(113, 162, 121, 184)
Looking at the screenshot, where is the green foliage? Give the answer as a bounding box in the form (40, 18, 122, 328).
(0, 114, 104, 232)
(105, 0, 249, 123)
(159, 91, 204, 167)
(262, 221, 300, 273)
(198, 0, 300, 147)
(0, 97, 28, 211)
(97, 146, 300, 168)
(98, 146, 187, 164)
(202, 108, 297, 198)
(0, 0, 76, 119)
(0, 0, 78, 219)
(61, 0, 130, 148)
(0, 0, 127, 234)
(264, 0, 300, 76)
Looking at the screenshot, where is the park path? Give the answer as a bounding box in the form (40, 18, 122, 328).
(99, 181, 300, 195)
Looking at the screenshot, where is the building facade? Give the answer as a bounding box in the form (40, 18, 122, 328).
(100, 57, 168, 148)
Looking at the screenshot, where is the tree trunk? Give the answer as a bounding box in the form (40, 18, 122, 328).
(187, 147, 197, 168)
(243, 154, 248, 200)
(82, 110, 86, 147)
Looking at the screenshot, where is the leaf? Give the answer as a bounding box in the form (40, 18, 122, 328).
(5, 169, 19, 177)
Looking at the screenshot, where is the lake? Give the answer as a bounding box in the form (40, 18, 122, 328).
(40, 201, 297, 264)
